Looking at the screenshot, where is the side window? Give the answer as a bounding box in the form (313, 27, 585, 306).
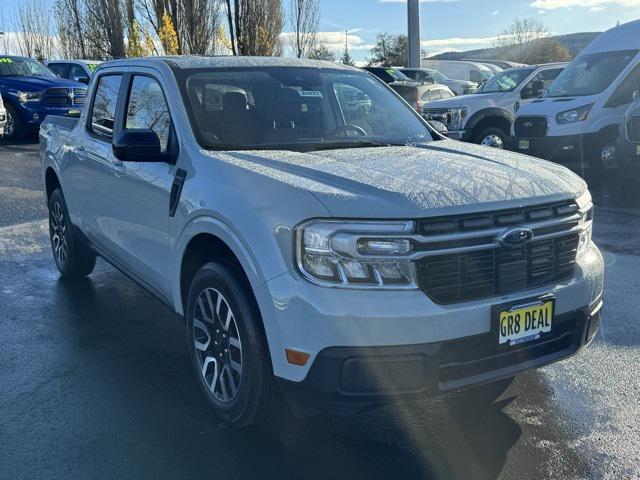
(68, 64, 87, 81)
(606, 63, 640, 108)
(89, 75, 123, 139)
(522, 68, 563, 99)
(125, 76, 171, 152)
(48, 63, 67, 78)
(470, 69, 482, 83)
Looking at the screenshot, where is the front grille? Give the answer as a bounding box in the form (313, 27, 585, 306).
(514, 116, 548, 138)
(44, 87, 87, 107)
(627, 115, 640, 143)
(415, 201, 585, 304)
(422, 108, 453, 126)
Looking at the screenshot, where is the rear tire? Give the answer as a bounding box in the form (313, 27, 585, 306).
(474, 126, 507, 149)
(4, 104, 27, 141)
(186, 261, 278, 427)
(48, 189, 96, 279)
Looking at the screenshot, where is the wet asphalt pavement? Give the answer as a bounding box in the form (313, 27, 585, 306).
(0, 141, 639, 480)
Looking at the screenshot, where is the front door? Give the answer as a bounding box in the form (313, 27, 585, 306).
(99, 72, 178, 299)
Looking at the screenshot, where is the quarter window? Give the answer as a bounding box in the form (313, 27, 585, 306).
(89, 75, 122, 139)
(125, 76, 171, 152)
(68, 64, 87, 81)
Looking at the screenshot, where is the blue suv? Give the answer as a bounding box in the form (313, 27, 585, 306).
(0, 56, 87, 141)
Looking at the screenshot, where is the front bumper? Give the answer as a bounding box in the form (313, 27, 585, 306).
(510, 133, 596, 164)
(0, 109, 6, 135)
(17, 103, 82, 127)
(279, 295, 603, 416)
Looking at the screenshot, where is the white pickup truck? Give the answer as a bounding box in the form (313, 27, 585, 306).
(423, 63, 566, 149)
(40, 57, 603, 426)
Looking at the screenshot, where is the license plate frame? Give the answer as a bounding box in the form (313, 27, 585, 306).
(492, 294, 555, 348)
(519, 139, 530, 150)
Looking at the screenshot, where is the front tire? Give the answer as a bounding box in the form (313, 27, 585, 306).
(186, 262, 278, 427)
(48, 189, 96, 278)
(474, 126, 507, 149)
(590, 134, 618, 174)
(4, 104, 27, 141)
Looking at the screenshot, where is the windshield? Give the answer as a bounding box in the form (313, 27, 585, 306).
(179, 67, 433, 151)
(428, 69, 450, 83)
(480, 68, 534, 93)
(480, 70, 494, 83)
(386, 68, 411, 82)
(547, 49, 638, 97)
(0, 57, 55, 78)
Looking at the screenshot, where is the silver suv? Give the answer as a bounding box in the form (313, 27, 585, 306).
(40, 57, 604, 427)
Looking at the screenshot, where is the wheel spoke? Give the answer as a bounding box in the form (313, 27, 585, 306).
(197, 297, 212, 323)
(229, 359, 242, 374)
(193, 319, 211, 351)
(229, 336, 241, 349)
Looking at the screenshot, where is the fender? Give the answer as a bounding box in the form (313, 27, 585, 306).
(170, 214, 273, 316)
(464, 107, 515, 139)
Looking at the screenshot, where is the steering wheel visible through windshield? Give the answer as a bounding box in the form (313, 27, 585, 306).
(480, 68, 534, 93)
(179, 67, 433, 151)
(0, 57, 56, 78)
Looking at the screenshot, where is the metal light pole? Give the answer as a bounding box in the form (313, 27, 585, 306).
(407, 0, 421, 68)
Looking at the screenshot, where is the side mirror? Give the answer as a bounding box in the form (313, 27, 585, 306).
(112, 129, 163, 162)
(428, 120, 449, 137)
(73, 76, 90, 84)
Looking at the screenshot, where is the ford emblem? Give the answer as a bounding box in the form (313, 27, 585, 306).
(523, 121, 533, 128)
(499, 228, 534, 246)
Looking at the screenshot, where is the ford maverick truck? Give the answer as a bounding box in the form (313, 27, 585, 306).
(40, 57, 604, 427)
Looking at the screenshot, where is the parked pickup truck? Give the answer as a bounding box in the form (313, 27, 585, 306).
(40, 56, 604, 427)
(0, 93, 6, 137)
(422, 63, 566, 149)
(0, 56, 87, 141)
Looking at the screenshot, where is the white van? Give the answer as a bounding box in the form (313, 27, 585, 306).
(512, 20, 640, 173)
(422, 60, 494, 85)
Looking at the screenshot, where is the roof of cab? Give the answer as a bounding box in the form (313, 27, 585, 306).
(582, 19, 640, 54)
(99, 55, 358, 71)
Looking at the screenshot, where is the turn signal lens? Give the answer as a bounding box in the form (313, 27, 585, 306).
(285, 349, 310, 366)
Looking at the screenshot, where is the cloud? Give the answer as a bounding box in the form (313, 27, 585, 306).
(491, 10, 500, 14)
(420, 35, 501, 49)
(280, 31, 374, 54)
(531, 0, 640, 10)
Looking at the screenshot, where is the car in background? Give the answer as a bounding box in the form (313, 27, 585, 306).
(615, 101, 640, 174)
(423, 63, 566, 149)
(0, 94, 6, 138)
(513, 20, 640, 174)
(46, 60, 102, 84)
(421, 60, 494, 85)
(0, 55, 87, 141)
(480, 63, 504, 75)
(363, 66, 454, 112)
(465, 59, 527, 70)
(399, 67, 478, 96)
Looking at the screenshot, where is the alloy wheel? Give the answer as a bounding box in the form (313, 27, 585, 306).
(192, 288, 243, 404)
(50, 201, 68, 267)
(481, 134, 504, 149)
(5, 109, 14, 138)
(600, 143, 617, 170)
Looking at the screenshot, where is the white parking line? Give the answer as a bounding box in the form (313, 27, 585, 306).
(0, 219, 48, 256)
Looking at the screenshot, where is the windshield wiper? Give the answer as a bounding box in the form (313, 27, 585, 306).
(313, 140, 407, 151)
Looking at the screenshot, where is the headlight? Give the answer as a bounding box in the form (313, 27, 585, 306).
(295, 220, 418, 289)
(556, 104, 593, 125)
(446, 107, 467, 130)
(8, 89, 42, 103)
(576, 190, 594, 256)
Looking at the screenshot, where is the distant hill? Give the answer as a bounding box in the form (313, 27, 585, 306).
(428, 32, 601, 61)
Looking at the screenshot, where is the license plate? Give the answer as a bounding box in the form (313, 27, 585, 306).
(68, 109, 81, 116)
(519, 140, 530, 150)
(498, 298, 554, 346)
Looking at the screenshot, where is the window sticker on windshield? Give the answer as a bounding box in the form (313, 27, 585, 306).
(0, 58, 13, 63)
(298, 90, 323, 98)
(87, 64, 98, 72)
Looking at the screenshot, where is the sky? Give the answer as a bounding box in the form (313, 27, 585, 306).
(2, 0, 640, 62)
